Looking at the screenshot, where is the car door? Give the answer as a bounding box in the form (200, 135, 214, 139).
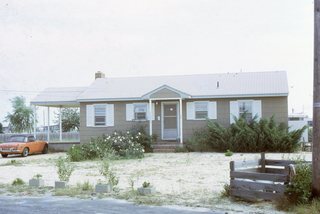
(27, 136, 38, 153)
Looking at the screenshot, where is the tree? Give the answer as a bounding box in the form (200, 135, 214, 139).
(56, 108, 80, 132)
(5, 96, 34, 133)
(0, 122, 3, 134)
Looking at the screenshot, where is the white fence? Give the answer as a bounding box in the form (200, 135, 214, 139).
(0, 132, 80, 143)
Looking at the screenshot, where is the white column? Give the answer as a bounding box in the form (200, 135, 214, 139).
(149, 99, 152, 136)
(47, 106, 50, 143)
(33, 105, 37, 138)
(59, 106, 62, 142)
(179, 98, 183, 144)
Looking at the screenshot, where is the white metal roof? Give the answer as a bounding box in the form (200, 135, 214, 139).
(31, 71, 288, 106)
(77, 71, 288, 101)
(31, 87, 86, 107)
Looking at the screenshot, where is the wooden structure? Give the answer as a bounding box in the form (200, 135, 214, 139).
(229, 153, 298, 201)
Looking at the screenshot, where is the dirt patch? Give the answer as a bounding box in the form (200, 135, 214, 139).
(0, 152, 312, 213)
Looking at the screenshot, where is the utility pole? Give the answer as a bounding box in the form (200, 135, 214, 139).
(313, 0, 320, 196)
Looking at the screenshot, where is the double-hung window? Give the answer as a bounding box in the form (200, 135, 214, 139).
(134, 103, 147, 120)
(238, 101, 253, 122)
(195, 102, 208, 119)
(94, 105, 106, 126)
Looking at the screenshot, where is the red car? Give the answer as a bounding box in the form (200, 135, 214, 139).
(0, 135, 48, 158)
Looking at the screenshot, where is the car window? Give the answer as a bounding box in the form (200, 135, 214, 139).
(8, 136, 26, 142)
(28, 136, 35, 142)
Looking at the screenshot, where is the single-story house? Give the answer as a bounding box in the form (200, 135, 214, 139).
(31, 71, 288, 144)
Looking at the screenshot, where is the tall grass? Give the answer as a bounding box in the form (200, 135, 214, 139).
(188, 115, 306, 152)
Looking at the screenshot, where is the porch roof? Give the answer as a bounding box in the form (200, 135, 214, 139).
(31, 87, 86, 107)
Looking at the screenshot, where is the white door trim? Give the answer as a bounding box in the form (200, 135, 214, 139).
(161, 101, 180, 140)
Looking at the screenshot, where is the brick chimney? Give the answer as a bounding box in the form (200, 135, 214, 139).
(95, 71, 105, 79)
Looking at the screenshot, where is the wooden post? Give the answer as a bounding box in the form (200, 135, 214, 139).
(179, 98, 183, 144)
(313, 0, 320, 197)
(33, 105, 37, 138)
(47, 107, 50, 143)
(59, 106, 62, 142)
(230, 161, 235, 173)
(261, 153, 266, 173)
(149, 99, 152, 137)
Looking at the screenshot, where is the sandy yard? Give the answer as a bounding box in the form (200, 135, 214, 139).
(0, 152, 312, 213)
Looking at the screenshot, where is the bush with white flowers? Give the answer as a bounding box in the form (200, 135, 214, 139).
(68, 129, 146, 161)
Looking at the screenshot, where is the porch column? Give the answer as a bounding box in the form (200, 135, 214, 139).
(179, 98, 183, 144)
(47, 107, 50, 143)
(33, 105, 37, 138)
(59, 106, 62, 142)
(149, 99, 152, 137)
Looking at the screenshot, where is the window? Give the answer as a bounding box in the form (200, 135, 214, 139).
(94, 105, 106, 126)
(27, 136, 35, 142)
(195, 102, 208, 119)
(238, 101, 252, 122)
(134, 103, 147, 120)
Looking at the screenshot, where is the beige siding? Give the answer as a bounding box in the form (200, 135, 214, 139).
(80, 96, 288, 144)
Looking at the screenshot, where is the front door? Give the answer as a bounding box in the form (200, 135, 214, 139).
(162, 102, 178, 140)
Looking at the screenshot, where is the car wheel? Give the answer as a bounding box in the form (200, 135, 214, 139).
(42, 145, 48, 154)
(1, 154, 8, 158)
(21, 148, 29, 157)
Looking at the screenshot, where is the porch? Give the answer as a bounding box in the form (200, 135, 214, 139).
(144, 85, 192, 145)
(30, 87, 84, 144)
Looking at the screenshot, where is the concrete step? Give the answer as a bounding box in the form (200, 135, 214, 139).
(152, 148, 176, 153)
(152, 142, 181, 153)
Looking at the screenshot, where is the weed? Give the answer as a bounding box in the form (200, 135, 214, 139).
(33, 174, 42, 179)
(224, 150, 233, 157)
(286, 161, 312, 204)
(142, 181, 150, 188)
(77, 181, 93, 191)
(56, 157, 74, 182)
(12, 178, 25, 186)
(220, 184, 230, 198)
(99, 159, 119, 187)
(293, 199, 320, 214)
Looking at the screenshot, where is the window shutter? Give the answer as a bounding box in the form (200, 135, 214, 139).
(126, 104, 134, 121)
(106, 104, 114, 126)
(252, 100, 262, 120)
(86, 105, 94, 127)
(186, 102, 195, 120)
(208, 102, 217, 119)
(230, 101, 239, 124)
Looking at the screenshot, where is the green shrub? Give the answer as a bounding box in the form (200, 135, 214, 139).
(189, 115, 306, 153)
(142, 181, 150, 188)
(56, 157, 74, 182)
(67, 127, 147, 162)
(129, 125, 155, 152)
(224, 150, 233, 157)
(174, 146, 189, 153)
(12, 178, 25, 186)
(67, 145, 86, 162)
(286, 162, 312, 204)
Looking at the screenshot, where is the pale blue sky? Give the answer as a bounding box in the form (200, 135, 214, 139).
(0, 0, 314, 126)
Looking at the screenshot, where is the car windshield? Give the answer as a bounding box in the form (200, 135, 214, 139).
(7, 136, 26, 143)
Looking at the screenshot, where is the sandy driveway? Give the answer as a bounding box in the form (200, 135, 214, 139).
(0, 152, 312, 213)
